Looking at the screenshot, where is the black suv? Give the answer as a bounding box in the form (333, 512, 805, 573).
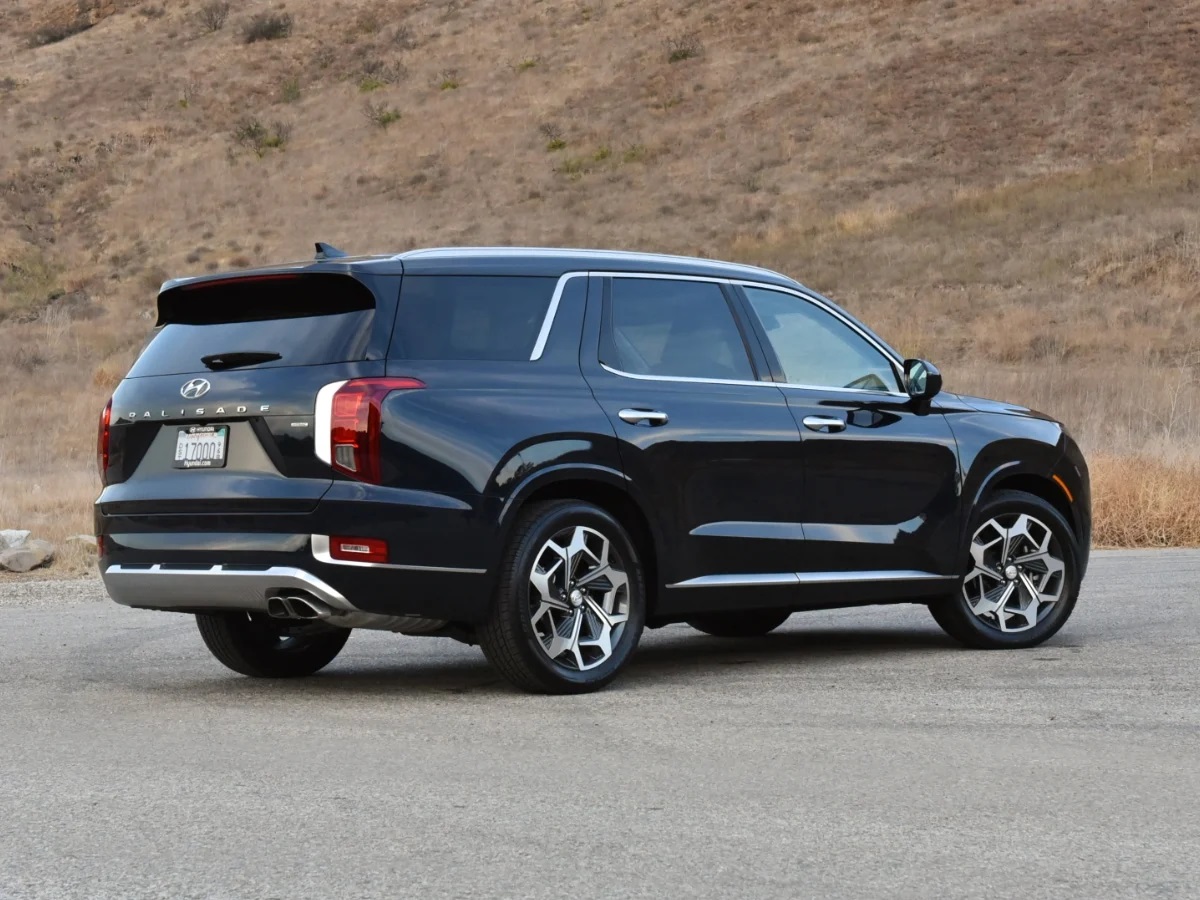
(97, 246, 1091, 693)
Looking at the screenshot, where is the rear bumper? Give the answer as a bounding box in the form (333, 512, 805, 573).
(96, 531, 496, 623)
(95, 484, 503, 623)
(102, 563, 354, 613)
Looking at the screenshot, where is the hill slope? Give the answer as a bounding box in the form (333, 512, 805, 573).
(2, 0, 1199, 570)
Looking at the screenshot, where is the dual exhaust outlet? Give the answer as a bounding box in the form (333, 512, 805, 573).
(266, 592, 333, 621)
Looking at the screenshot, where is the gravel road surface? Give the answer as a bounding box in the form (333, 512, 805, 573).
(1, 550, 1197, 899)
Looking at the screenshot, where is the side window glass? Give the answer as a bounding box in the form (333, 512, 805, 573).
(742, 287, 900, 392)
(602, 278, 754, 381)
(392, 276, 557, 360)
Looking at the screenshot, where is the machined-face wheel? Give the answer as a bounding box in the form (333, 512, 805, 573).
(962, 512, 1066, 633)
(527, 525, 630, 671)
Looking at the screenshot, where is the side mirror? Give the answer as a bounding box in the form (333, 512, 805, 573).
(904, 358, 942, 401)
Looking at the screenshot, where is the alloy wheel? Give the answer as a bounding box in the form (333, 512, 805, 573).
(962, 513, 1066, 633)
(527, 525, 630, 671)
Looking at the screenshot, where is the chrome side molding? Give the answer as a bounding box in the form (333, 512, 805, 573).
(667, 570, 955, 589)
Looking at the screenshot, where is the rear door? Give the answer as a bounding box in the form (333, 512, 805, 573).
(100, 271, 397, 516)
(580, 274, 807, 612)
(736, 284, 961, 579)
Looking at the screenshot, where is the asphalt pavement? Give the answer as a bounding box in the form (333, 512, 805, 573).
(1, 550, 1197, 899)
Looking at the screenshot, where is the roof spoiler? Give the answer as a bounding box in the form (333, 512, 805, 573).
(314, 242, 348, 260)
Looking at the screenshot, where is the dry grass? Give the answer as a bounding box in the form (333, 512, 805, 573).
(1, 0, 1199, 575)
(1091, 456, 1200, 549)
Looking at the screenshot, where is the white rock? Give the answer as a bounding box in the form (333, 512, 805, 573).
(0, 529, 31, 551)
(0, 539, 55, 573)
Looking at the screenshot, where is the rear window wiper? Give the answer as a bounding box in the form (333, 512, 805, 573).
(200, 351, 282, 371)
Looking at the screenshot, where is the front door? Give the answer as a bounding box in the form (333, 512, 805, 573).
(736, 284, 961, 583)
(580, 274, 807, 613)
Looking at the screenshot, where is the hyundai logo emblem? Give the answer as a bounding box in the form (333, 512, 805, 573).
(181, 378, 211, 400)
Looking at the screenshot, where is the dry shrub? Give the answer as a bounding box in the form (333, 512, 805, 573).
(1091, 455, 1200, 548)
(196, 1, 231, 33)
(243, 12, 293, 44)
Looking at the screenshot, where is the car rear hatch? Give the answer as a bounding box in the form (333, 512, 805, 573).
(98, 268, 398, 517)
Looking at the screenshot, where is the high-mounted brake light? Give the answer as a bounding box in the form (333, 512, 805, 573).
(316, 377, 425, 484)
(97, 398, 112, 485)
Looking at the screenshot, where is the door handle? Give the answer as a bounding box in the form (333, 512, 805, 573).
(802, 415, 847, 433)
(618, 408, 669, 426)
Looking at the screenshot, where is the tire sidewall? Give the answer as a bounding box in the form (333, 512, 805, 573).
(950, 490, 1081, 648)
(503, 502, 646, 689)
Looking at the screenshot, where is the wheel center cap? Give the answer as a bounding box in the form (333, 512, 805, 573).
(568, 588, 585, 609)
(1004, 564, 1019, 581)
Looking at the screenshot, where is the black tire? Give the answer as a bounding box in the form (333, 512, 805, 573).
(687, 609, 791, 638)
(195, 612, 350, 677)
(479, 500, 646, 694)
(929, 489, 1081, 649)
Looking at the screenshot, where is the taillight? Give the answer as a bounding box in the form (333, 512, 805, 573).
(321, 377, 424, 484)
(97, 398, 112, 484)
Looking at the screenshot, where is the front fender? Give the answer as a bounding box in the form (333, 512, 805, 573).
(942, 407, 1066, 534)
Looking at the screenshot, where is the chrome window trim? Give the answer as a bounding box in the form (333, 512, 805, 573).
(599, 362, 763, 389)
(733, 281, 907, 391)
(313, 380, 348, 466)
(667, 570, 955, 589)
(575, 271, 909, 397)
(312, 534, 486, 574)
(599, 362, 909, 398)
(529, 272, 587, 361)
(604, 271, 736, 285)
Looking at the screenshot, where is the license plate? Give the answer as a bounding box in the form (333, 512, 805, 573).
(173, 425, 228, 469)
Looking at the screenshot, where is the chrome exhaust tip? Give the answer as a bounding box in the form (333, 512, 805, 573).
(266, 592, 332, 619)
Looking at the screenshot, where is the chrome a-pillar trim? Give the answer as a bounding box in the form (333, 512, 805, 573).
(311, 535, 487, 574)
(667, 570, 956, 589)
(101, 564, 354, 611)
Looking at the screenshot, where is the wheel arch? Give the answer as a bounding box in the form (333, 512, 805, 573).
(496, 465, 664, 617)
(973, 465, 1079, 540)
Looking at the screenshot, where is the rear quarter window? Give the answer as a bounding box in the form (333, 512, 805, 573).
(390, 275, 556, 361)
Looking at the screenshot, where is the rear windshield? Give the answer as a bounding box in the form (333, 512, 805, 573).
(128, 274, 376, 377)
(390, 275, 556, 361)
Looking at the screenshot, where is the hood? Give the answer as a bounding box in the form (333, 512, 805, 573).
(941, 392, 1059, 423)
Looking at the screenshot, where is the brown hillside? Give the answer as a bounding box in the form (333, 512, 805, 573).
(2, 0, 1199, 572)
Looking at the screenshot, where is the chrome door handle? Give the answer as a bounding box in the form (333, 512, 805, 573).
(802, 415, 846, 433)
(618, 409, 669, 426)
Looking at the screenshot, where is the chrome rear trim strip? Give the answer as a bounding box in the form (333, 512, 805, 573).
(667, 570, 955, 588)
(313, 380, 348, 466)
(311, 535, 486, 574)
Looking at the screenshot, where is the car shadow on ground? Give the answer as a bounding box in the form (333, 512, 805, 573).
(627, 625, 954, 680)
(144, 624, 958, 702)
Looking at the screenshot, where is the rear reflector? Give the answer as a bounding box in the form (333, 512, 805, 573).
(317, 377, 425, 484)
(328, 536, 388, 564)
